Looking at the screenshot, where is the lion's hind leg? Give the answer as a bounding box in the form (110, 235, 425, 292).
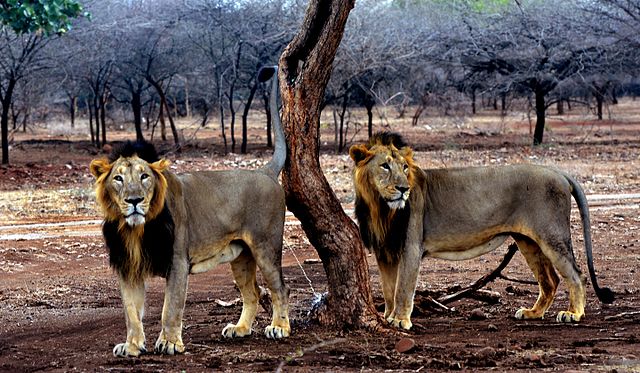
(252, 244, 290, 339)
(514, 237, 560, 320)
(223, 246, 259, 338)
(539, 238, 586, 323)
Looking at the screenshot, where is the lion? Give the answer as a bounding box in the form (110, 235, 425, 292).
(89, 66, 290, 357)
(349, 131, 614, 330)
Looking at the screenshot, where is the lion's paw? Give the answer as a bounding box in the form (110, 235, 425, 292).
(556, 311, 581, 323)
(154, 338, 185, 355)
(113, 342, 146, 358)
(514, 308, 544, 320)
(222, 323, 252, 338)
(387, 316, 412, 330)
(265, 325, 290, 339)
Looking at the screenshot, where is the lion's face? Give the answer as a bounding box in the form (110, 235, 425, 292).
(90, 155, 169, 227)
(350, 143, 415, 210)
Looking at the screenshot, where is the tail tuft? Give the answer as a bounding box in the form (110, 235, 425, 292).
(596, 287, 615, 304)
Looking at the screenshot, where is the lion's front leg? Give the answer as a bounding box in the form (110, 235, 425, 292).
(377, 260, 398, 319)
(387, 245, 421, 330)
(114, 278, 146, 357)
(155, 259, 189, 355)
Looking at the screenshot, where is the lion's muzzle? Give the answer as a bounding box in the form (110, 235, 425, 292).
(124, 197, 147, 226)
(386, 186, 410, 210)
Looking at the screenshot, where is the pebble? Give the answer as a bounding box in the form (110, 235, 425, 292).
(395, 338, 416, 353)
(469, 308, 488, 320)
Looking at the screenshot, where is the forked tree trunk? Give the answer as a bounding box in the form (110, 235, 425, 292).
(278, 0, 381, 329)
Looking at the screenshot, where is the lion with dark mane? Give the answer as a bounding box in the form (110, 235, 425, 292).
(90, 67, 290, 357)
(350, 132, 614, 330)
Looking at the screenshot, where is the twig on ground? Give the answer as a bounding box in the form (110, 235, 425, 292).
(436, 243, 519, 305)
(604, 311, 640, 321)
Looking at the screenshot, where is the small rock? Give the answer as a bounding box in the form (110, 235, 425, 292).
(395, 337, 416, 353)
(487, 324, 498, 331)
(526, 353, 541, 363)
(476, 346, 496, 359)
(469, 308, 488, 320)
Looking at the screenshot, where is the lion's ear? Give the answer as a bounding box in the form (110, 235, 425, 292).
(349, 145, 372, 164)
(90, 158, 112, 178)
(150, 159, 170, 174)
(399, 147, 414, 161)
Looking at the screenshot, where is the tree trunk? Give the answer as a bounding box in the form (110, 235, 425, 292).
(132, 91, 145, 142)
(365, 102, 374, 140)
(557, 100, 564, 115)
(100, 93, 107, 147)
(241, 79, 258, 154)
(69, 95, 77, 128)
(278, 0, 381, 329)
(215, 69, 227, 154)
(533, 87, 546, 146)
(1, 78, 16, 164)
(148, 78, 180, 147)
(471, 88, 477, 115)
(595, 93, 604, 120)
(87, 97, 95, 145)
(263, 91, 272, 148)
(228, 43, 242, 153)
(338, 94, 347, 153)
(159, 101, 167, 141)
(228, 86, 236, 153)
(93, 94, 100, 148)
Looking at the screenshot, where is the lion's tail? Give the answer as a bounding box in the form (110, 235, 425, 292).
(564, 172, 615, 304)
(258, 65, 286, 178)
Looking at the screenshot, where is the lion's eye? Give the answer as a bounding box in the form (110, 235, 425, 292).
(403, 164, 409, 173)
(380, 163, 391, 171)
(113, 175, 123, 183)
(141, 173, 149, 181)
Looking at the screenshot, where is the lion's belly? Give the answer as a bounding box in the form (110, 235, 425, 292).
(189, 242, 244, 274)
(424, 234, 509, 261)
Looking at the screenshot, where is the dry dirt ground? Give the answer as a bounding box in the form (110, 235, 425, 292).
(1, 102, 640, 372)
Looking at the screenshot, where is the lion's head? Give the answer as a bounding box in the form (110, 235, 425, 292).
(90, 142, 169, 228)
(349, 132, 417, 210)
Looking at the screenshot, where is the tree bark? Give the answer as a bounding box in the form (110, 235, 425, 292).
(278, 0, 381, 329)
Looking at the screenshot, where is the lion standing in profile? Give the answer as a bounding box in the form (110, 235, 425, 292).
(90, 67, 290, 357)
(349, 132, 614, 330)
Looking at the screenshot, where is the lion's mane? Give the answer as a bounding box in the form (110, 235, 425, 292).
(353, 132, 419, 264)
(96, 141, 174, 283)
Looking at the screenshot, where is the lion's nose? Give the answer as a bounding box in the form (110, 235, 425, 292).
(125, 197, 144, 206)
(396, 186, 409, 194)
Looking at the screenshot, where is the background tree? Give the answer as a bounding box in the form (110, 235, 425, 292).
(0, 0, 85, 164)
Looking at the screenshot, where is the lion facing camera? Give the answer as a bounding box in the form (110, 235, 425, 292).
(90, 66, 290, 357)
(350, 132, 614, 331)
